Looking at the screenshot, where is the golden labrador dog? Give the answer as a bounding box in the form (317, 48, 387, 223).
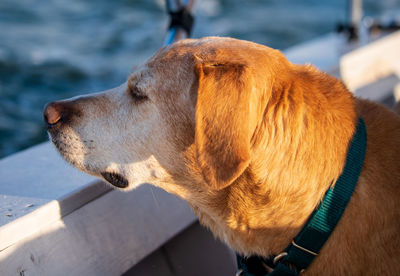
(44, 37, 400, 275)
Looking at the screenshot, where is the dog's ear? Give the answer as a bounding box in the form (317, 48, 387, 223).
(194, 62, 252, 190)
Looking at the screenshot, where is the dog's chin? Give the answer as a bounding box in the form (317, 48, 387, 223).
(101, 172, 129, 188)
(48, 131, 87, 163)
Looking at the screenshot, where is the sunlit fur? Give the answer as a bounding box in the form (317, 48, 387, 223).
(48, 37, 400, 274)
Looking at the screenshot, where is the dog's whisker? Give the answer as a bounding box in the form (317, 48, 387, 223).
(149, 186, 160, 209)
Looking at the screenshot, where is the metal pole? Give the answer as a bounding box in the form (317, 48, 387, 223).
(164, 0, 195, 45)
(166, 0, 182, 12)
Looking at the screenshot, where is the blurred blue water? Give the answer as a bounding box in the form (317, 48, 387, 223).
(0, 0, 399, 158)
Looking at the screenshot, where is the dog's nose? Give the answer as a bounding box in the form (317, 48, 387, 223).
(43, 101, 68, 127)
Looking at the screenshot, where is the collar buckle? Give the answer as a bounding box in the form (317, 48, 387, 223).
(273, 252, 288, 265)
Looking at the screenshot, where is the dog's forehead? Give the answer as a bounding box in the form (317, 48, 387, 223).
(128, 44, 200, 92)
(146, 37, 282, 73)
(148, 38, 232, 64)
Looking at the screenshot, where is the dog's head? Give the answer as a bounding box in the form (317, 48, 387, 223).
(44, 37, 286, 193)
(44, 37, 354, 198)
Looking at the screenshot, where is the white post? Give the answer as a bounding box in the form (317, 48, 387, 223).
(350, 0, 363, 31)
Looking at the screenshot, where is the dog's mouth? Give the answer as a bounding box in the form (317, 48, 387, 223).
(101, 172, 129, 188)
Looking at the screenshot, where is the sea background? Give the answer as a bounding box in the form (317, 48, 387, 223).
(1, 0, 400, 158)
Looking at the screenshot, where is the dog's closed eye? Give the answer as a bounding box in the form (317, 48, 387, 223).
(128, 82, 148, 102)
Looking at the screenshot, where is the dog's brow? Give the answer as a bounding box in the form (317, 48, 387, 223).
(127, 70, 142, 84)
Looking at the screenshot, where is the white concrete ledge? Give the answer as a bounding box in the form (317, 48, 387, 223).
(0, 180, 111, 251)
(0, 184, 196, 276)
(0, 142, 95, 226)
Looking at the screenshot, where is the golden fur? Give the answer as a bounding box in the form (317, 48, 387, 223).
(45, 37, 400, 274)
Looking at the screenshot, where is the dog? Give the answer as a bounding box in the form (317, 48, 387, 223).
(44, 37, 400, 275)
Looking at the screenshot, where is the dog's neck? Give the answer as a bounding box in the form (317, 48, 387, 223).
(176, 66, 358, 257)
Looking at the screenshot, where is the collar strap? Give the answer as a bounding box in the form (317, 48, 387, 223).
(237, 118, 367, 276)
